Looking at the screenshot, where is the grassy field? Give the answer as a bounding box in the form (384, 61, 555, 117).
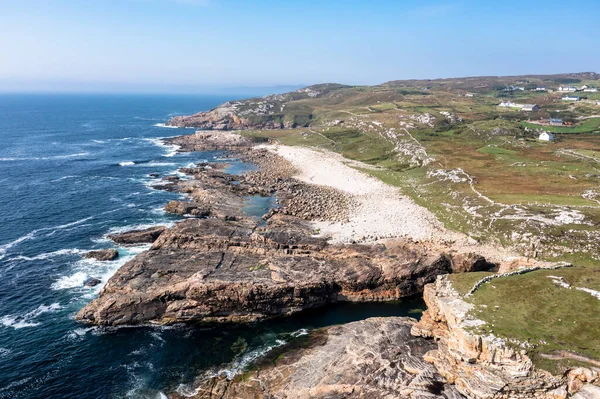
(520, 118, 600, 134)
(451, 267, 600, 373)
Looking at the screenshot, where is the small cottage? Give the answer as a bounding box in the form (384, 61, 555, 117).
(539, 132, 554, 141)
(521, 104, 540, 112)
(562, 95, 580, 101)
(550, 118, 563, 126)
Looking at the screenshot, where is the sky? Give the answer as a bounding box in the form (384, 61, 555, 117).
(0, 0, 598, 93)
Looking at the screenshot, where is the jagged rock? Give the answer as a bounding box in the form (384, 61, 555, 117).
(572, 384, 600, 399)
(411, 275, 567, 398)
(449, 252, 491, 273)
(172, 317, 464, 399)
(83, 277, 101, 287)
(76, 217, 461, 326)
(164, 201, 210, 217)
(107, 226, 167, 245)
(83, 249, 119, 261)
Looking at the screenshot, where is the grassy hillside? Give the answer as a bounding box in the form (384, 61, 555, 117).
(189, 72, 600, 371)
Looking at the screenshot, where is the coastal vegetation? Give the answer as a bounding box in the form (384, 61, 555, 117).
(167, 72, 600, 376)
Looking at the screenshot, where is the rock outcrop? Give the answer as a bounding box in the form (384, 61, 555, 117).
(76, 216, 462, 326)
(411, 275, 599, 398)
(83, 249, 119, 261)
(107, 226, 167, 245)
(173, 317, 465, 399)
(166, 84, 348, 130)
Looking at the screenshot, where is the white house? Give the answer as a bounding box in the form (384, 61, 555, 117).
(558, 86, 578, 92)
(499, 101, 517, 107)
(465, 93, 475, 97)
(539, 132, 554, 141)
(584, 88, 598, 92)
(535, 87, 547, 91)
(521, 104, 540, 112)
(562, 95, 580, 101)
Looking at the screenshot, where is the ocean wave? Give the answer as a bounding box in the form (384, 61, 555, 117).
(0, 303, 63, 329)
(0, 152, 90, 162)
(153, 123, 179, 129)
(0, 216, 93, 260)
(52, 244, 151, 292)
(143, 137, 181, 157)
(120, 161, 136, 166)
(8, 248, 86, 262)
(0, 347, 12, 358)
(0, 216, 95, 260)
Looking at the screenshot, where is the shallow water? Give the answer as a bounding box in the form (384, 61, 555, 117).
(0, 94, 425, 399)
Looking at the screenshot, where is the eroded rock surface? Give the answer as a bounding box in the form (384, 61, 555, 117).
(76, 216, 461, 326)
(83, 249, 119, 261)
(107, 226, 167, 245)
(411, 275, 600, 398)
(174, 317, 464, 399)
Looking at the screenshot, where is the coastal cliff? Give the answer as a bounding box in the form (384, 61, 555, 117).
(411, 275, 600, 398)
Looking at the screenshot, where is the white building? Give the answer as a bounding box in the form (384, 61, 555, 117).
(499, 101, 517, 107)
(539, 132, 554, 141)
(584, 88, 598, 92)
(521, 104, 540, 112)
(558, 86, 578, 92)
(535, 87, 547, 91)
(562, 95, 580, 101)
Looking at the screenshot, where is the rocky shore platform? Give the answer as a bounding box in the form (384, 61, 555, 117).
(175, 317, 464, 399)
(76, 131, 489, 326)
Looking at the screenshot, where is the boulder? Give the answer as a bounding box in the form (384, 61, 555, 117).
(83, 277, 102, 287)
(107, 226, 167, 245)
(83, 249, 119, 262)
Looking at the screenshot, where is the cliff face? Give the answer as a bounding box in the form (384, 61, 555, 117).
(411, 275, 600, 399)
(75, 216, 457, 326)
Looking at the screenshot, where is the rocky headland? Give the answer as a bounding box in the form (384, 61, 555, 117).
(76, 129, 599, 398)
(76, 134, 488, 326)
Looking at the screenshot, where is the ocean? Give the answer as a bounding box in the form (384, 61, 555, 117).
(0, 94, 424, 399)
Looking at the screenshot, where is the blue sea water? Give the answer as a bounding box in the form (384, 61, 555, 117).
(0, 94, 424, 399)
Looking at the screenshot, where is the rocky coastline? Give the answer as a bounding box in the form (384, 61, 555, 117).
(76, 131, 488, 326)
(75, 130, 599, 398)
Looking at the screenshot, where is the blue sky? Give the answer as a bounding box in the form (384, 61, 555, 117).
(0, 0, 598, 93)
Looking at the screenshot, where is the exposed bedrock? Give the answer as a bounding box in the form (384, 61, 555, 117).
(107, 226, 167, 245)
(411, 275, 600, 399)
(83, 249, 119, 261)
(75, 215, 486, 326)
(175, 317, 465, 399)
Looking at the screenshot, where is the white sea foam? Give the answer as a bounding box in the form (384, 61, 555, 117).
(9, 248, 86, 262)
(52, 244, 151, 292)
(1, 217, 94, 260)
(0, 303, 63, 329)
(153, 123, 179, 129)
(2, 217, 94, 254)
(143, 137, 181, 157)
(0, 152, 89, 162)
(120, 161, 135, 166)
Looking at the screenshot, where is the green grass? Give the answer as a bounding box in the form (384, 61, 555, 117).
(519, 118, 600, 134)
(456, 267, 600, 374)
(476, 145, 518, 156)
